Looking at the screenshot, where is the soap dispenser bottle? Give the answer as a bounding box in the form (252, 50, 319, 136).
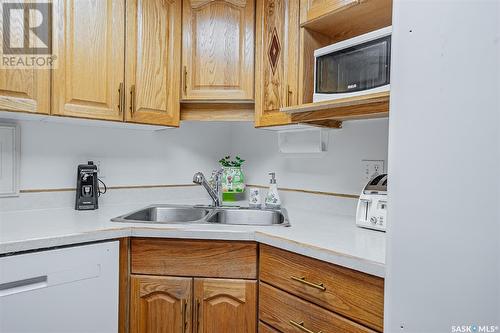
(265, 172, 281, 209)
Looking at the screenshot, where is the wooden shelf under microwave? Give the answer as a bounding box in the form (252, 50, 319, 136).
(279, 91, 389, 122)
(301, 0, 393, 43)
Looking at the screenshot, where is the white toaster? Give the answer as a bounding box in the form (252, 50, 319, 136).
(356, 174, 387, 232)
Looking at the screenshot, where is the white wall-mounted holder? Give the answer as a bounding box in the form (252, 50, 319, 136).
(277, 127, 330, 158)
(0, 122, 21, 197)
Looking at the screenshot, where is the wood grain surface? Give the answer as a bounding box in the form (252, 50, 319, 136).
(195, 278, 257, 333)
(131, 238, 258, 279)
(259, 282, 377, 333)
(130, 275, 192, 333)
(260, 245, 384, 331)
(182, 0, 255, 100)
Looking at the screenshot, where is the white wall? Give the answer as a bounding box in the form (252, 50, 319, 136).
(10, 117, 388, 195)
(228, 119, 389, 195)
(385, 1, 500, 332)
(16, 120, 229, 189)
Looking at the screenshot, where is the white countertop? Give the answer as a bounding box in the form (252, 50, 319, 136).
(0, 203, 386, 277)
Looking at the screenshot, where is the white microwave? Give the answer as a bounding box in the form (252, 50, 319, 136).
(313, 26, 392, 103)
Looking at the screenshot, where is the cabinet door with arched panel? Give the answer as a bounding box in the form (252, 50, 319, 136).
(194, 278, 257, 333)
(182, 0, 255, 101)
(130, 275, 192, 333)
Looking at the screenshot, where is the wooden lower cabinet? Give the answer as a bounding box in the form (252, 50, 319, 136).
(194, 278, 257, 333)
(129, 276, 256, 333)
(130, 275, 192, 333)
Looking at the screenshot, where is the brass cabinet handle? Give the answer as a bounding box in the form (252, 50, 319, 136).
(183, 66, 188, 95)
(290, 276, 326, 291)
(289, 320, 323, 333)
(287, 84, 293, 106)
(130, 85, 136, 115)
(118, 82, 124, 114)
(181, 299, 187, 333)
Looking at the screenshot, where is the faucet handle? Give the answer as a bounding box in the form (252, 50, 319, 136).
(193, 172, 205, 184)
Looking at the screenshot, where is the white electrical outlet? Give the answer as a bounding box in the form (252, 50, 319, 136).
(362, 160, 384, 182)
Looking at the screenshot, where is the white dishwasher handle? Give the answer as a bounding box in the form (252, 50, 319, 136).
(0, 275, 48, 297)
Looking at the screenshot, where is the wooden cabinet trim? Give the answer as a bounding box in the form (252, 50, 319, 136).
(118, 238, 130, 333)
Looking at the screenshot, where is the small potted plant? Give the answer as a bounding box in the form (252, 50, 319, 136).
(219, 155, 245, 201)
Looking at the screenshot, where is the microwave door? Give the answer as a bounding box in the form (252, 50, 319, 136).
(316, 36, 391, 95)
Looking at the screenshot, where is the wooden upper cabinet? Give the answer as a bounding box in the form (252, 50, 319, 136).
(0, 1, 50, 115)
(0, 68, 50, 115)
(52, 0, 125, 121)
(182, 0, 255, 101)
(125, 0, 181, 127)
(194, 278, 257, 333)
(254, 0, 300, 127)
(130, 275, 192, 333)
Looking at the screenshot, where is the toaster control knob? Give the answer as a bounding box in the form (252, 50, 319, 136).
(370, 216, 378, 224)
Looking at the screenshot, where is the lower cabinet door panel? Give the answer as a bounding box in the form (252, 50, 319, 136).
(194, 278, 257, 333)
(130, 275, 192, 333)
(259, 282, 377, 333)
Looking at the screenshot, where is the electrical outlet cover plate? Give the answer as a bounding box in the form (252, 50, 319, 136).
(362, 160, 385, 182)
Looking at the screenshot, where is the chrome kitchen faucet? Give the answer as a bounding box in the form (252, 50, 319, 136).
(192, 169, 224, 207)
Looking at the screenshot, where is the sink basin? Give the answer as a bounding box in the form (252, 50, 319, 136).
(111, 205, 211, 224)
(206, 208, 287, 226)
(111, 204, 290, 226)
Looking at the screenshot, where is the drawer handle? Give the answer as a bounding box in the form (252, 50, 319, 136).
(290, 276, 326, 291)
(289, 320, 323, 333)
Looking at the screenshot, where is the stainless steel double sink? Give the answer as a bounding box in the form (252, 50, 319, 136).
(111, 204, 290, 226)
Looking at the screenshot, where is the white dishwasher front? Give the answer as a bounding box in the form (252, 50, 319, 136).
(0, 241, 119, 333)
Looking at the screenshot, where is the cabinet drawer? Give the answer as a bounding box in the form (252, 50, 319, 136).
(131, 238, 257, 279)
(259, 245, 384, 331)
(259, 321, 281, 333)
(259, 283, 376, 333)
